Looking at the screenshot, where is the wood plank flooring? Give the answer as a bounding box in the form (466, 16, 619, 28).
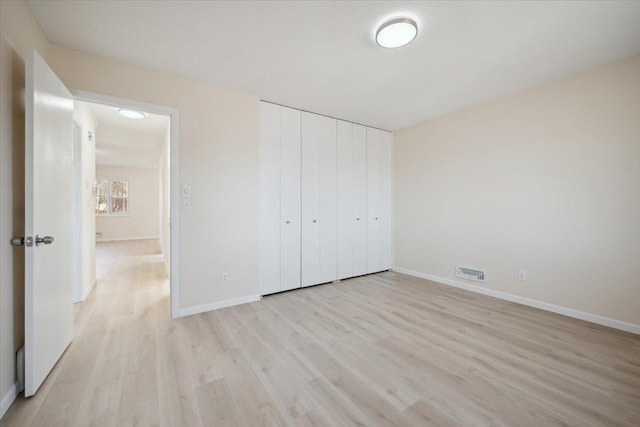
(2, 239, 639, 426)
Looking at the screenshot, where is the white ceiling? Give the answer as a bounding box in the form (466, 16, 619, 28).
(79, 100, 169, 167)
(32, 1, 640, 130)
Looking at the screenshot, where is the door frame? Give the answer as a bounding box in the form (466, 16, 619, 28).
(72, 89, 181, 319)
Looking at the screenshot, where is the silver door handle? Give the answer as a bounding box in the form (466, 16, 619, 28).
(285, 220, 290, 224)
(356, 218, 360, 221)
(35, 235, 54, 246)
(313, 220, 317, 223)
(11, 236, 34, 247)
(375, 217, 379, 220)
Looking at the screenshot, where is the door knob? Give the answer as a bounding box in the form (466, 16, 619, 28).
(375, 217, 379, 220)
(11, 236, 33, 247)
(285, 220, 290, 224)
(356, 218, 360, 221)
(313, 219, 317, 223)
(35, 235, 54, 246)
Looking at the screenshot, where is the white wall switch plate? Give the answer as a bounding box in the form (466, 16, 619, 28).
(518, 270, 527, 281)
(182, 199, 192, 209)
(181, 185, 192, 198)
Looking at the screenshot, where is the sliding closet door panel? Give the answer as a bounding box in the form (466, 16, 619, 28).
(352, 124, 368, 276)
(379, 131, 393, 270)
(280, 107, 301, 291)
(319, 116, 338, 284)
(259, 102, 281, 295)
(366, 127, 381, 273)
(337, 120, 353, 280)
(301, 112, 321, 286)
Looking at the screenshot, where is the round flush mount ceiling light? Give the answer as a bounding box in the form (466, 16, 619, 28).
(375, 17, 418, 48)
(117, 109, 146, 119)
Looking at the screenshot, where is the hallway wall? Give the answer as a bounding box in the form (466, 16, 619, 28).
(73, 103, 97, 301)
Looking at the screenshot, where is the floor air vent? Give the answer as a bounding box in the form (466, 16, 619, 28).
(455, 266, 486, 282)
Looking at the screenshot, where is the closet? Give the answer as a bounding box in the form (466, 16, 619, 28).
(259, 101, 393, 295)
(337, 120, 368, 279)
(301, 112, 338, 287)
(366, 127, 393, 273)
(259, 102, 301, 294)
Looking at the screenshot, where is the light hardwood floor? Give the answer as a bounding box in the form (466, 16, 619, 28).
(2, 239, 639, 426)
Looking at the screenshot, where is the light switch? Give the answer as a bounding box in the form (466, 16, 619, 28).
(182, 185, 192, 198)
(182, 199, 192, 210)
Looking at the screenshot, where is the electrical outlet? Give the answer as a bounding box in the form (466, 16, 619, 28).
(222, 272, 229, 284)
(518, 270, 527, 281)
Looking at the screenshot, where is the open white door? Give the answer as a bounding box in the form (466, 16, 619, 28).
(24, 48, 74, 396)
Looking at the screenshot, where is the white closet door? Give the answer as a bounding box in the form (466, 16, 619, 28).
(301, 112, 321, 286)
(379, 131, 393, 270)
(302, 112, 337, 286)
(352, 124, 368, 276)
(259, 102, 281, 294)
(280, 107, 301, 291)
(337, 120, 353, 279)
(366, 127, 382, 273)
(319, 116, 337, 284)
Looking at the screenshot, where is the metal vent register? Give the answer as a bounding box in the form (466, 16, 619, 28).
(455, 266, 486, 282)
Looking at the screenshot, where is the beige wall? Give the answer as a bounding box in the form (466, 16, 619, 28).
(395, 55, 640, 326)
(0, 0, 52, 414)
(50, 47, 261, 309)
(96, 165, 161, 241)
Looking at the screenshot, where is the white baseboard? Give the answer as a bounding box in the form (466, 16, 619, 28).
(83, 279, 97, 300)
(0, 382, 17, 420)
(96, 236, 160, 242)
(392, 267, 640, 335)
(178, 294, 262, 318)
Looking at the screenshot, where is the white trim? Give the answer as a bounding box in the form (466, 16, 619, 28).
(0, 382, 17, 420)
(82, 279, 97, 301)
(392, 267, 640, 335)
(96, 161, 159, 169)
(71, 89, 181, 319)
(178, 295, 262, 318)
(96, 236, 160, 242)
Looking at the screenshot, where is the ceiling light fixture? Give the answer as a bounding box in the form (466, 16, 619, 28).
(117, 109, 146, 119)
(375, 17, 418, 48)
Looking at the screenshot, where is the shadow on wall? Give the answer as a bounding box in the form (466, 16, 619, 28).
(10, 47, 26, 382)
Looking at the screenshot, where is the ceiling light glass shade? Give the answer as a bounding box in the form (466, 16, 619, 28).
(376, 17, 418, 48)
(118, 109, 146, 119)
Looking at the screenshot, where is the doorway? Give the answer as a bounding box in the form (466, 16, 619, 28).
(71, 91, 180, 318)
